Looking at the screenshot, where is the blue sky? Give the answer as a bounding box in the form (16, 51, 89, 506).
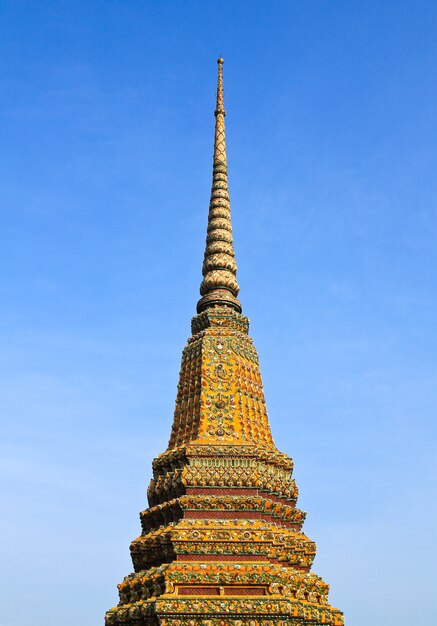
(1, 1, 436, 625)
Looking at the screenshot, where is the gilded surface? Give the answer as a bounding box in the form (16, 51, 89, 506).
(168, 320, 275, 449)
(106, 59, 343, 626)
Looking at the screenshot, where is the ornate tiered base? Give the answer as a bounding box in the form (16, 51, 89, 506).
(106, 307, 343, 626)
(106, 445, 343, 626)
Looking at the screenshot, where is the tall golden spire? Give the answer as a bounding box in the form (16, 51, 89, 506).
(106, 57, 344, 626)
(197, 58, 242, 314)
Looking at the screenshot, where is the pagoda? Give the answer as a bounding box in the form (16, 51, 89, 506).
(106, 59, 344, 626)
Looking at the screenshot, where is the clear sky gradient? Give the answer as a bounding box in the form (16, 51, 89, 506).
(1, 2, 436, 625)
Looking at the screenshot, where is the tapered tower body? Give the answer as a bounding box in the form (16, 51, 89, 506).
(106, 59, 343, 626)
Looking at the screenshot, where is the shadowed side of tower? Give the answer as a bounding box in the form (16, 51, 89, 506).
(105, 59, 344, 626)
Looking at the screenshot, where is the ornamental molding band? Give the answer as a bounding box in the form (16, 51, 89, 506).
(106, 59, 344, 626)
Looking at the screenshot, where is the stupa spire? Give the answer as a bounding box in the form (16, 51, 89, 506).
(105, 58, 344, 626)
(197, 57, 242, 314)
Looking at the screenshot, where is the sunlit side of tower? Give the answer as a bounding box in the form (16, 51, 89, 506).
(105, 59, 344, 626)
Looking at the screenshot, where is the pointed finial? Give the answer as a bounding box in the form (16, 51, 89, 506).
(215, 57, 225, 117)
(197, 59, 241, 314)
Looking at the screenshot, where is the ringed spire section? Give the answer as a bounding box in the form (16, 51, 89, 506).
(197, 57, 242, 314)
